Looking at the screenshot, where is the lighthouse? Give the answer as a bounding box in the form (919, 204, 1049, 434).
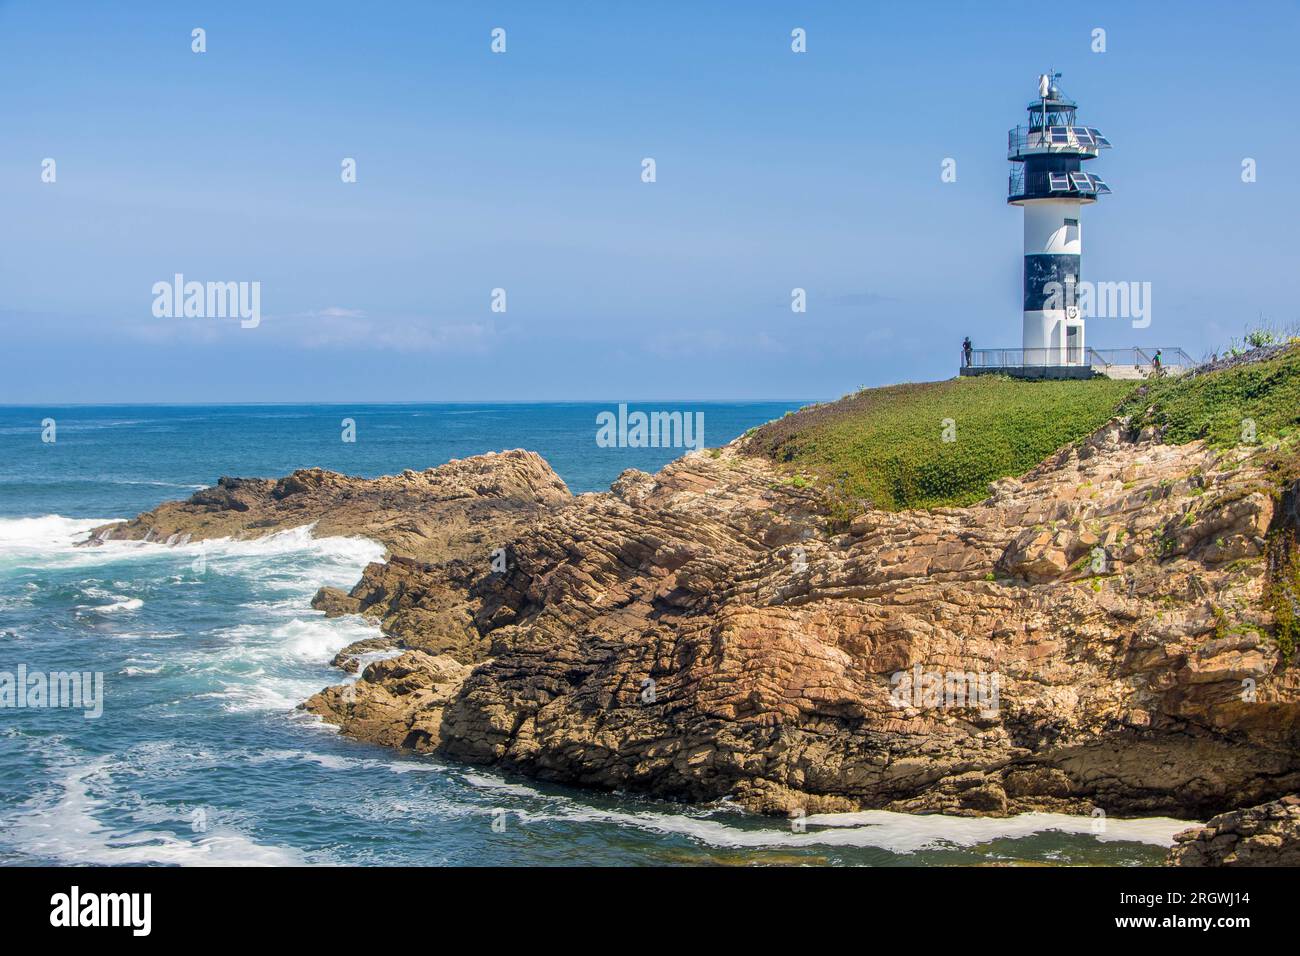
(1008, 73, 1111, 366)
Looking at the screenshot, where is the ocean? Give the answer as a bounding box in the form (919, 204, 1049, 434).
(0, 403, 1188, 865)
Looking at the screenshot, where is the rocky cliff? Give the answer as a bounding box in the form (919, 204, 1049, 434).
(88, 420, 1300, 859)
(1168, 795, 1300, 866)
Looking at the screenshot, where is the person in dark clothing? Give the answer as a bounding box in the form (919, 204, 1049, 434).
(962, 337, 973, 367)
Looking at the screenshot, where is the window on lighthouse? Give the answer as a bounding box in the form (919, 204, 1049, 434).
(1063, 218, 1079, 247)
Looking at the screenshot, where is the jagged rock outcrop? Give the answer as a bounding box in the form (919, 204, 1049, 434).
(303, 426, 1299, 821)
(82, 450, 571, 664)
(1168, 795, 1300, 866)
(83, 449, 571, 564)
(96, 426, 1300, 834)
(307, 652, 474, 751)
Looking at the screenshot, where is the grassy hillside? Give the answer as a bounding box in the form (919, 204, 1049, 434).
(744, 347, 1300, 659)
(745, 375, 1136, 515)
(1118, 344, 1300, 448)
(746, 344, 1300, 519)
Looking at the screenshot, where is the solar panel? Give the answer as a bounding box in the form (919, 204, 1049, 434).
(1070, 171, 1094, 191)
(1049, 173, 1071, 191)
(1088, 128, 1112, 147)
(1047, 126, 1072, 144)
(1071, 126, 1096, 145)
(1090, 175, 1111, 194)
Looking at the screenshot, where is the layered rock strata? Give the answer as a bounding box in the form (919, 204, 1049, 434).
(93, 428, 1300, 852)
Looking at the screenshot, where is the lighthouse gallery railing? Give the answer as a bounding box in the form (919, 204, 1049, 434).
(1007, 126, 1104, 160)
(965, 347, 1196, 369)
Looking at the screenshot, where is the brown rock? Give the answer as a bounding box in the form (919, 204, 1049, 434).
(312, 587, 361, 618)
(1168, 796, 1300, 866)
(105, 426, 1300, 833)
(303, 651, 474, 753)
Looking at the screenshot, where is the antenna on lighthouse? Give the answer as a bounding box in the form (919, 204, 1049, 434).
(1038, 73, 1050, 98)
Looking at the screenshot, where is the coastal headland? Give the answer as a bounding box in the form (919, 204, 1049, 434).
(87, 346, 1300, 865)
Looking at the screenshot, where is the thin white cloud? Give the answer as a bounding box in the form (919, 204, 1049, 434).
(297, 314, 502, 354)
(310, 306, 367, 319)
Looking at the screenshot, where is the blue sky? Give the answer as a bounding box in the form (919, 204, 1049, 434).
(2, 0, 1297, 402)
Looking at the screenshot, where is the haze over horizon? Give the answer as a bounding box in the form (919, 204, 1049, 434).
(3, 0, 1297, 403)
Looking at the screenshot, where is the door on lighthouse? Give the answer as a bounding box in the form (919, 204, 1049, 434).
(1066, 325, 1082, 365)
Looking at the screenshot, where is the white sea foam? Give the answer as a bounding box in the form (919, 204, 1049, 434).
(185, 609, 385, 714)
(459, 771, 1192, 852)
(557, 805, 1188, 853)
(79, 596, 144, 614)
(276, 618, 361, 659)
(246, 748, 435, 774)
(0, 515, 117, 550)
(4, 757, 303, 866)
(462, 772, 553, 801)
(0, 516, 383, 583)
(196, 681, 316, 714)
(1, 515, 384, 713)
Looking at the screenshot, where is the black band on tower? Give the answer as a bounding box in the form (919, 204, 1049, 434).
(1023, 254, 1080, 311)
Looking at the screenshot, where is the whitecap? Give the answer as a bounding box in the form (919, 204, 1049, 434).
(2, 757, 305, 866)
(0, 515, 119, 550)
(80, 597, 143, 614)
(0, 517, 383, 583)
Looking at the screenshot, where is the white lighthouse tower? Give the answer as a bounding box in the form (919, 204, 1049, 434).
(1008, 73, 1111, 366)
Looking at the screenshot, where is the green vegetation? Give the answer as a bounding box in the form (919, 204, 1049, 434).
(1266, 536, 1300, 663)
(744, 342, 1300, 662)
(1118, 344, 1300, 448)
(1221, 321, 1300, 358)
(744, 343, 1300, 520)
(746, 375, 1134, 515)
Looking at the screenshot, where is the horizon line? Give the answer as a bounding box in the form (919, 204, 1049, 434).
(0, 398, 824, 409)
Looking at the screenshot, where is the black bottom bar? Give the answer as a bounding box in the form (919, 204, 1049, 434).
(0, 865, 1277, 941)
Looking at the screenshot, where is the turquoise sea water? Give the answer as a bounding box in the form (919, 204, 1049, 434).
(0, 404, 1187, 866)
